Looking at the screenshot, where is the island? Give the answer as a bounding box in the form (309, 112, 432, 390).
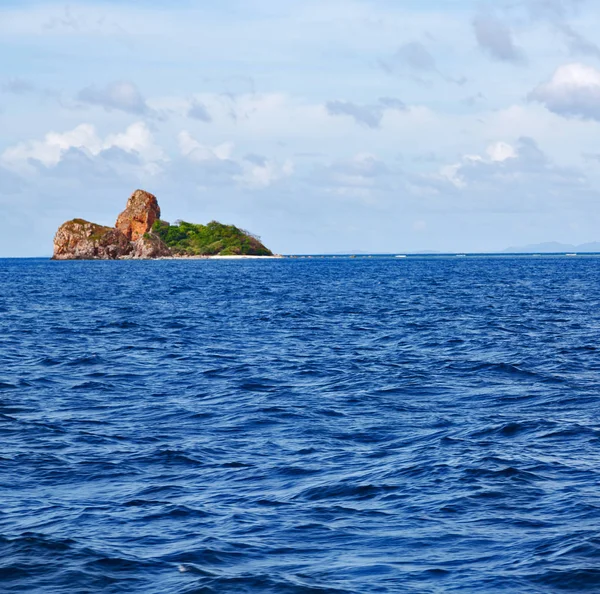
(52, 189, 274, 259)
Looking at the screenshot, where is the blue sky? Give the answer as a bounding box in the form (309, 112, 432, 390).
(2, 0, 600, 255)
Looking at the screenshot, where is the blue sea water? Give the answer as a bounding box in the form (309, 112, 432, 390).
(2, 256, 600, 593)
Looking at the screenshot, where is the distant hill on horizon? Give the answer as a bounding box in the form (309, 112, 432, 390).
(502, 241, 600, 253)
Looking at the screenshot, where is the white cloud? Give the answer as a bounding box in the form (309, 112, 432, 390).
(486, 141, 518, 162)
(440, 140, 522, 188)
(105, 122, 166, 170)
(529, 63, 600, 120)
(178, 131, 234, 162)
(440, 163, 467, 189)
(178, 130, 293, 189)
(2, 124, 102, 169)
(1, 122, 165, 175)
(236, 155, 294, 189)
(441, 141, 519, 182)
(430, 136, 593, 213)
(311, 152, 390, 200)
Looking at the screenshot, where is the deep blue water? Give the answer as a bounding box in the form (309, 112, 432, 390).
(2, 256, 600, 593)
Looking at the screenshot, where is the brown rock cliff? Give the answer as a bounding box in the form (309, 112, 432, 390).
(53, 220, 132, 260)
(115, 189, 161, 241)
(131, 233, 173, 259)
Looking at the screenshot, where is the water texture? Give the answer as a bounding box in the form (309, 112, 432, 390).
(1, 256, 600, 593)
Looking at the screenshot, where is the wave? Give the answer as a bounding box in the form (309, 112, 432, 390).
(3, 257, 600, 592)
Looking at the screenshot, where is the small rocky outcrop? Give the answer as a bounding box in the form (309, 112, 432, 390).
(53, 220, 132, 260)
(52, 189, 172, 260)
(131, 233, 172, 259)
(115, 189, 161, 241)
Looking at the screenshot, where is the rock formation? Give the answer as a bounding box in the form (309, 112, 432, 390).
(53, 189, 171, 260)
(52, 220, 132, 260)
(115, 189, 161, 241)
(52, 188, 274, 259)
(130, 233, 173, 259)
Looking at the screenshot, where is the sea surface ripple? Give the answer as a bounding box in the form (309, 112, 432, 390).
(2, 256, 600, 593)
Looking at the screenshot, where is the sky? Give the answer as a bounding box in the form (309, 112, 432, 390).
(2, 0, 600, 255)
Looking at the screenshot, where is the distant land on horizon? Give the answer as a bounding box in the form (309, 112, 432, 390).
(326, 243, 600, 256)
(502, 241, 600, 253)
(328, 250, 442, 255)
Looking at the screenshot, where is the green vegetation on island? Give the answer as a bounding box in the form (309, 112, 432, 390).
(151, 219, 273, 256)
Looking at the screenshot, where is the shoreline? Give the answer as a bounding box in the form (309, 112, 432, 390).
(157, 254, 284, 260)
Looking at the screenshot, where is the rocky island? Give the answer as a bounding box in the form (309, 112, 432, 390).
(52, 190, 273, 259)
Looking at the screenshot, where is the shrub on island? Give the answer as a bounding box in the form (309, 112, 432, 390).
(151, 220, 273, 256)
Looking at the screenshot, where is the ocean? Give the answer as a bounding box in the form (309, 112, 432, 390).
(2, 256, 600, 593)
